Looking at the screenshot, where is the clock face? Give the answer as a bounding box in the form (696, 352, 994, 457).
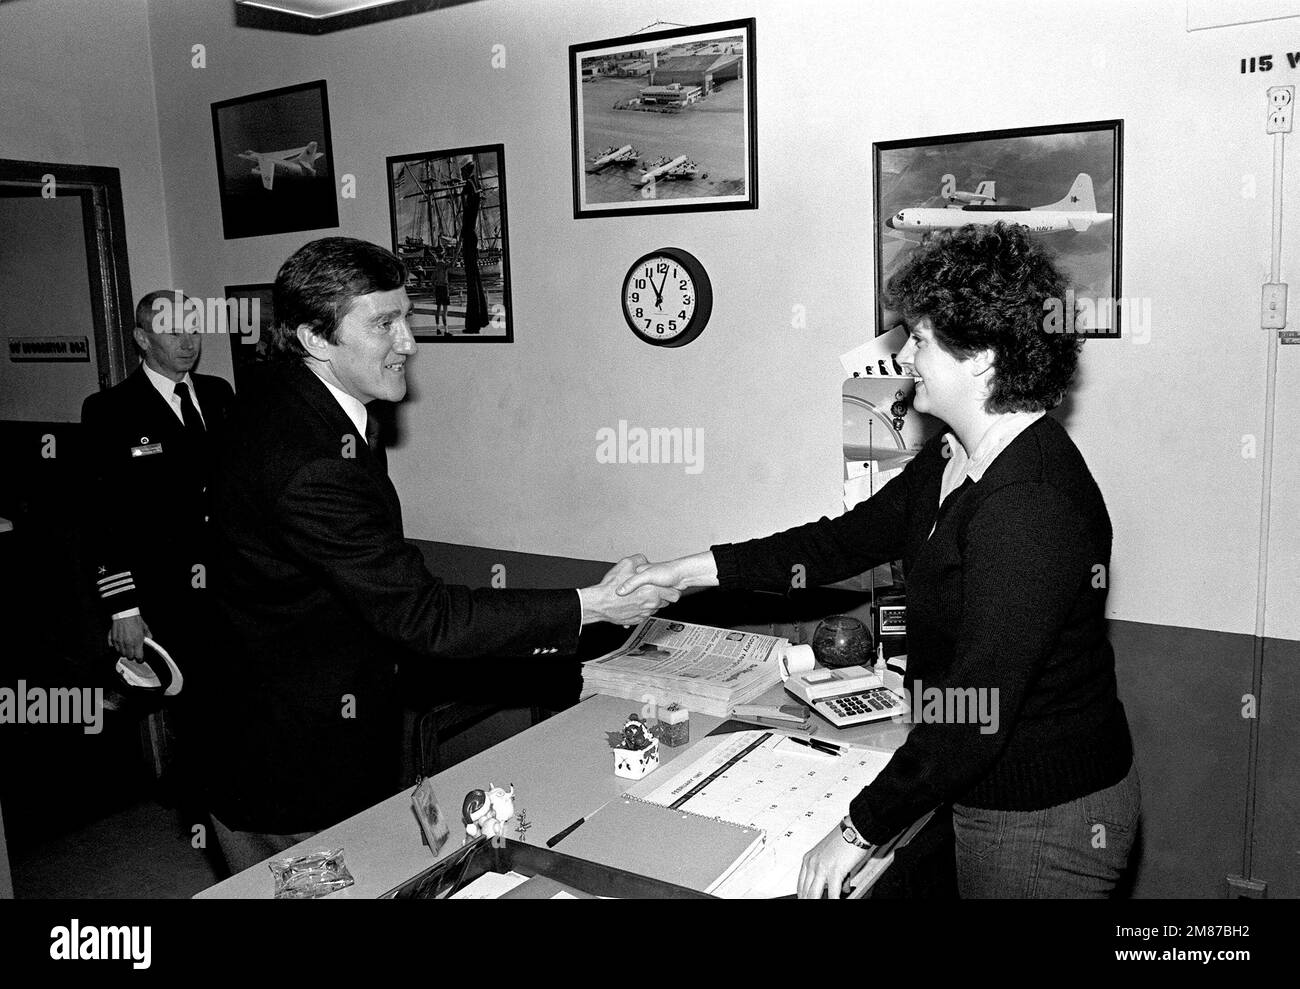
(622, 248, 712, 347)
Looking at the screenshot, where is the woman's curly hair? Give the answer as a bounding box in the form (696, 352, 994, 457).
(882, 222, 1081, 413)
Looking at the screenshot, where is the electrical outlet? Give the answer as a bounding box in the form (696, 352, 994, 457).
(1225, 875, 1268, 898)
(1267, 85, 1294, 133)
(1262, 283, 1288, 328)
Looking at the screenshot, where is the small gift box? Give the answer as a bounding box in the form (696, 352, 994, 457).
(657, 704, 690, 748)
(613, 738, 660, 780)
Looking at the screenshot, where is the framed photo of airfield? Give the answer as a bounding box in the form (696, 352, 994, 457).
(210, 80, 339, 240)
(873, 119, 1123, 338)
(224, 282, 274, 393)
(569, 18, 758, 219)
(384, 144, 514, 343)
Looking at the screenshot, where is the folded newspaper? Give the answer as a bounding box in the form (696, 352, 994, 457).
(582, 618, 788, 717)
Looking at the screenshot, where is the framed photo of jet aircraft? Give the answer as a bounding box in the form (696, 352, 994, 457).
(874, 119, 1123, 338)
(569, 18, 758, 219)
(384, 144, 514, 342)
(210, 80, 339, 240)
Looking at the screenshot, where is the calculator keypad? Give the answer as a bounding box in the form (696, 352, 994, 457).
(821, 688, 903, 723)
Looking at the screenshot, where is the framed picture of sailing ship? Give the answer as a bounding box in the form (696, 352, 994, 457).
(384, 144, 513, 342)
(569, 18, 758, 218)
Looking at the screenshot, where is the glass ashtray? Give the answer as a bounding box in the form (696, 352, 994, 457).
(269, 848, 355, 899)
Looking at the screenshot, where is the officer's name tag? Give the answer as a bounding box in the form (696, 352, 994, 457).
(130, 442, 163, 458)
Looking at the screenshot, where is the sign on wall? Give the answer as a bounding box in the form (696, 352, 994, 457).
(7, 336, 91, 362)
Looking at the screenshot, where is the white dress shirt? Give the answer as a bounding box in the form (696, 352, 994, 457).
(142, 361, 205, 427)
(310, 369, 369, 440)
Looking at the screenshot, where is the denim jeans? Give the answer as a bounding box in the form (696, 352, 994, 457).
(952, 761, 1140, 898)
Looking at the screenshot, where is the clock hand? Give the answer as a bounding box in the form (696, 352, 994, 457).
(653, 271, 667, 309)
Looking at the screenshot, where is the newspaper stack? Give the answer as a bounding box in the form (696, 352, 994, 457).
(582, 618, 788, 718)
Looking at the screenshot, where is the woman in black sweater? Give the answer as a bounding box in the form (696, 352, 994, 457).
(619, 222, 1138, 898)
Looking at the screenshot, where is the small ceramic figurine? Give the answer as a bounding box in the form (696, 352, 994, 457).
(462, 782, 516, 840)
(610, 716, 660, 780)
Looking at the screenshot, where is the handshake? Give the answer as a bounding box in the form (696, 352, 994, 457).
(577, 551, 719, 628)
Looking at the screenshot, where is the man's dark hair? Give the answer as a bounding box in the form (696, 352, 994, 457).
(883, 222, 1081, 413)
(267, 237, 407, 362)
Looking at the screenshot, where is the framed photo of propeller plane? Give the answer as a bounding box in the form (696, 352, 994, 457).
(874, 120, 1123, 338)
(211, 80, 339, 240)
(569, 18, 758, 218)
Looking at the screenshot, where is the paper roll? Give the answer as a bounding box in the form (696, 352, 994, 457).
(779, 643, 816, 682)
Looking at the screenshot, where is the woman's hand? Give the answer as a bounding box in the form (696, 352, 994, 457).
(616, 552, 718, 597)
(797, 821, 870, 899)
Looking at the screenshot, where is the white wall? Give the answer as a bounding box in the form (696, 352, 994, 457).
(119, 0, 1299, 641)
(0, 0, 173, 356)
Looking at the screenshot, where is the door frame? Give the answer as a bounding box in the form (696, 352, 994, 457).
(0, 159, 135, 389)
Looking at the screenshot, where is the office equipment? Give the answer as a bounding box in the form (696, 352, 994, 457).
(630, 729, 894, 898)
(553, 795, 763, 895)
(784, 665, 908, 728)
(731, 703, 806, 724)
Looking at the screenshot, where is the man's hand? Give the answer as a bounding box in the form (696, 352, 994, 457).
(616, 551, 718, 597)
(797, 821, 870, 899)
(579, 555, 681, 627)
(109, 614, 151, 661)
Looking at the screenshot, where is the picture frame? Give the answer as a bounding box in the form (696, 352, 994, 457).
(384, 144, 514, 342)
(873, 119, 1123, 338)
(224, 282, 274, 393)
(210, 80, 339, 240)
(569, 18, 757, 219)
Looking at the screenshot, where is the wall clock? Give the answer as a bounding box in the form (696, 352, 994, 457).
(622, 247, 713, 347)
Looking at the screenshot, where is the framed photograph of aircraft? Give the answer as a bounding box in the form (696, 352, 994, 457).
(384, 144, 513, 342)
(210, 80, 339, 240)
(224, 282, 274, 393)
(874, 119, 1123, 338)
(569, 18, 758, 219)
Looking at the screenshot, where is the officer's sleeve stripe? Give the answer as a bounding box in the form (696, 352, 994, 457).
(97, 571, 132, 586)
(101, 585, 136, 598)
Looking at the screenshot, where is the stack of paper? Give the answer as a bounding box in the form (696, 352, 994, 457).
(582, 618, 787, 717)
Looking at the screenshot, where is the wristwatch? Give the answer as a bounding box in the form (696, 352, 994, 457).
(840, 815, 871, 850)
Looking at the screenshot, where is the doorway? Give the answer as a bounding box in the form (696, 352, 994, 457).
(0, 159, 141, 890)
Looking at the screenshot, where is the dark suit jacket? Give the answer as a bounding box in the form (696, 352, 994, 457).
(80, 365, 234, 626)
(206, 361, 580, 833)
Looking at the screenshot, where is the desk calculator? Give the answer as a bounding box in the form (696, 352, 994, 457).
(784, 665, 909, 728)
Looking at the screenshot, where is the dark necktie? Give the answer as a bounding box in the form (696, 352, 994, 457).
(364, 415, 387, 471)
(174, 381, 205, 441)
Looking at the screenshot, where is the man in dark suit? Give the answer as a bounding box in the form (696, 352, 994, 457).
(80, 289, 234, 770)
(205, 237, 674, 872)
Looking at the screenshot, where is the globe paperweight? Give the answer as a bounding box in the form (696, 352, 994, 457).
(811, 615, 872, 669)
